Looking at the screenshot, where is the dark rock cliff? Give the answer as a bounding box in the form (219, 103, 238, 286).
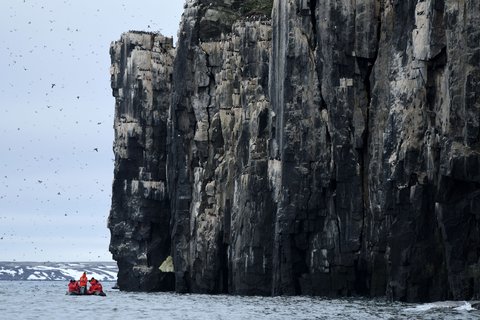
(108, 0, 480, 302)
(108, 32, 174, 291)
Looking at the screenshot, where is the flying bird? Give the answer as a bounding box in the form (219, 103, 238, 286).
(93, 148, 98, 152)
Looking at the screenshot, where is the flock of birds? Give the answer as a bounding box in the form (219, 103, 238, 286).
(1, 0, 181, 261)
(1, 1, 123, 261)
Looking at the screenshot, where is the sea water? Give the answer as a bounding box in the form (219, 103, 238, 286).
(1, 281, 479, 320)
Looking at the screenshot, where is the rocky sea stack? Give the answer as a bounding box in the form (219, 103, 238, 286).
(108, 0, 480, 302)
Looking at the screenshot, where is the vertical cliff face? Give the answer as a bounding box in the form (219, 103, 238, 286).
(269, 0, 480, 301)
(368, 0, 480, 301)
(169, 0, 273, 294)
(270, 0, 371, 296)
(108, 32, 175, 291)
(109, 0, 480, 301)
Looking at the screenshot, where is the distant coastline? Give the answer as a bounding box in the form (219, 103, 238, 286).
(0, 261, 117, 281)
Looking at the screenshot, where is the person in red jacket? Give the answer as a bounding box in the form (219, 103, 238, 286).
(67, 279, 80, 294)
(88, 277, 104, 295)
(79, 272, 88, 294)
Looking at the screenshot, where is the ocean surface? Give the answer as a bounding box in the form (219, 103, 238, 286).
(1, 281, 479, 320)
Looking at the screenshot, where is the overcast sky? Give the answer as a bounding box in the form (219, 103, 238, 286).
(0, 0, 184, 262)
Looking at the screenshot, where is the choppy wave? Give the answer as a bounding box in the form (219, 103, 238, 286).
(1, 281, 480, 320)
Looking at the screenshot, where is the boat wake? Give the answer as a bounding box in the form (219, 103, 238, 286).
(404, 301, 475, 312)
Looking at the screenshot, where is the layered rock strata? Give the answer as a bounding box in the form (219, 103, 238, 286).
(108, 32, 175, 291)
(109, 0, 480, 302)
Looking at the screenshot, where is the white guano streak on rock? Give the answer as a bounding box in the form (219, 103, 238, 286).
(268, 159, 282, 202)
(412, 0, 432, 61)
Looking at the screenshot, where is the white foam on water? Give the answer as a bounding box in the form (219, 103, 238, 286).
(404, 303, 437, 312)
(454, 302, 474, 311)
(404, 300, 473, 312)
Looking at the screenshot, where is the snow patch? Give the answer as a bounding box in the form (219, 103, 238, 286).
(0, 262, 118, 281)
(27, 273, 46, 280)
(0, 269, 16, 276)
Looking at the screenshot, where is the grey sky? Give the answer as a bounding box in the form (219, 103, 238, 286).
(0, 0, 184, 262)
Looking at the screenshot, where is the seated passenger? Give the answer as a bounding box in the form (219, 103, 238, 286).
(67, 279, 80, 293)
(88, 277, 104, 295)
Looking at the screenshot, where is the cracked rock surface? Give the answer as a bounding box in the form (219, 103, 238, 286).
(108, 0, 480, 301)
(108, 32, 175, 291)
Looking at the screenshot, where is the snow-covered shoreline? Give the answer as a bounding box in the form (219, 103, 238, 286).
(0, 262, 117, 281)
